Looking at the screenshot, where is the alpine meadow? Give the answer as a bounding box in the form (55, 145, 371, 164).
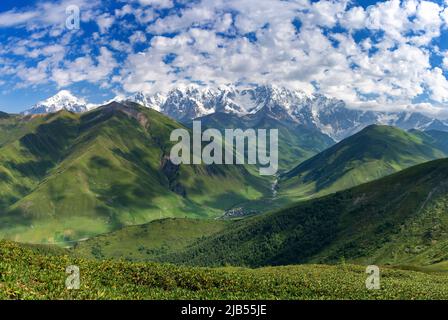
(2, 0, 448, 308)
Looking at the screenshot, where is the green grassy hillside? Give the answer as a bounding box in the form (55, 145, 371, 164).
(280, 125, 448, 200)
(411, 129, 448, 154)
(196, 112, 335, 172)
(160, 158, 448, 268)
(0, 103, 269, 244)
(0, 112, 78, 212)
(0, 114, 47, 147)
(2, 240, 448, 300)
(72, 218, 231, 261)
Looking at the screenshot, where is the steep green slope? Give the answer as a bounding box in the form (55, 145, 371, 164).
(280, 125, 448, 200)
(163, 158, 448, 267)
(410, 129, 448, 153)
(2, 240, 448, 300)
(0, 114, 48, 147)
(0, 103, 269, 244)
(195, 112, 335, 172)
(0, 112, 79, 210)
(72, 218, 231, 261)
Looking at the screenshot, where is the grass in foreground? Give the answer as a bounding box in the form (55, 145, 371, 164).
(1, 241, 448, 300)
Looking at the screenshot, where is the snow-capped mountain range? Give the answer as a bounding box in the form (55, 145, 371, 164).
(22, 85, 448, 141)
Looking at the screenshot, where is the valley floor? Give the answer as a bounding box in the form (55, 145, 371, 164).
(1, 241, 448, 300)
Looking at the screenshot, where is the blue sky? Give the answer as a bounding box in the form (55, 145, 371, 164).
(0, 0, 448, 116)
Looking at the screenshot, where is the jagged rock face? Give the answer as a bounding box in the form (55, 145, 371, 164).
(22, 84, 448, 141)
(160, 155, 186, 197)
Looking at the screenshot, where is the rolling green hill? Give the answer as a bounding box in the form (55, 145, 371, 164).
(0, 114, 47, 147)
(72, 218, 231, 261)
(2, 240, 448, 300)
(0, 103, 270, 244)
(279, 125, 448, 200)
(195, 112, 335, 172)
(158, 158, 448, 268)
(410, 129, 448, 153)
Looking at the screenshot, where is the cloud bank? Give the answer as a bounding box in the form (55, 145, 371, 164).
(1, 0, 448, 115)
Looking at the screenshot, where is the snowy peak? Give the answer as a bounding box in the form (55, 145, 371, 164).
(122, 84, 313, 120)
(121, 91, 166, 112)
(23, 90, 89, 115)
